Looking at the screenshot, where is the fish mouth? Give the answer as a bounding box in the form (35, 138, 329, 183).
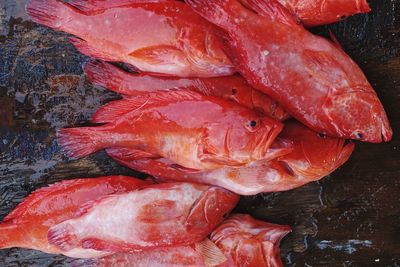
(324, 89, 392, 143)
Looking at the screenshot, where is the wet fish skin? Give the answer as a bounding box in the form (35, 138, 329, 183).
(58, 89, 283, 171)
(26, 0, 234, 77)
(184, 0, 392, 143)
(84, 60, 290, 121)
(0, 176, 151, 258)
(211, 214, 291, 267)
(276, 0, 371, 27)
(47, 182, 239, 253)
(107, 120, 354, 195)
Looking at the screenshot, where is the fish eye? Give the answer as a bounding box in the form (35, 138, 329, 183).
(245, 120, 259, 132)
(318, 133, 326, 138)
(356, 133, 363, 139)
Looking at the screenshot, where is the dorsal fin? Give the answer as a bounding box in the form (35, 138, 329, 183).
(92, 89, 204, 123)
(68, 0, 172, 15)
(3, 179, 91, 222)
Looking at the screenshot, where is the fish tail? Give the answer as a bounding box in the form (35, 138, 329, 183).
(84, 61, 129, 95)
(48, 223, 78, 251)
(26, 0, 77, 30)
(57, 126, 110, 159)
(0, 223, 20, 249)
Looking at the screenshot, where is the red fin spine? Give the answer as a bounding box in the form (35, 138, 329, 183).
(26, 0, 76, 30)
(47, 223, 78, 251)
(91, 98, 147, 124)
(57, 126, 112, 159)
(84, 61, 127, 94)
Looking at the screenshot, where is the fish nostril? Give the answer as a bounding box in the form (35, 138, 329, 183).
(231, 88, 237, 95)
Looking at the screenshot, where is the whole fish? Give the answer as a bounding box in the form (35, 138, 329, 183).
(58, 89, 283, 171)
(185, 0, 392, 143)
(0, 176, 151, 258)
(76, 239, 228, 267)
(56, 0, 370, 28)
(47, 182, 239, 253)
(242, 0, 371, 27)
(106, 120, 354, 195)
(84, 60, 290, 121)
(26, 0, 234, 77)
(211, 214, 291, 267)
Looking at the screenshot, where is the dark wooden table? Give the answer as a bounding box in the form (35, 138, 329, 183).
(0, 0, 399, 266)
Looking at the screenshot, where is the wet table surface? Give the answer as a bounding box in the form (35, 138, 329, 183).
(0, 0, 399, 266)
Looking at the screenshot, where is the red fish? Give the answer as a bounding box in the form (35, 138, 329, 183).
(211, 214, 291, 267)
(58, 89, 283, 171)
(276, 0, 371, 27)
(241, 0, 371, 27)
(185, 0, 392, 143)
(78, 239, 228, 267)
(84, 60, 290, 121)
(0, 176, 151, 258)
(106, 120, 354, 195)
(66, 0, 173, 14)
(47, 182, 239, 253)
(26, 0, 234, 77)
(56, 0, 371, 28)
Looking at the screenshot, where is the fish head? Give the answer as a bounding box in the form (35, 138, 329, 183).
(280, 120, 355, 178)
(210, 214, 291, 266)
(323, 89, 392, 143)
(228, 114, 284, 163)
(185, 187, 239, 234)
(202, 113, 283, 166)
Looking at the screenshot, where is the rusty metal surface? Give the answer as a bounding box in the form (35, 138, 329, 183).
(0, 0, 399, 266)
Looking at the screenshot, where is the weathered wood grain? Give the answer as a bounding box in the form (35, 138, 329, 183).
(0, 0, 399, 266)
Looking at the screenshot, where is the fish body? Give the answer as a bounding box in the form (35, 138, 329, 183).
(58, 89, 283, 170)
(211, 214, 291, 267)
(277, 0, 371, 27)
(47, 182, 239, 253)
(185, 0, 392, 143)
(79, 246, 208, 267)
(77, 239, 228, 267)
(107, 120, 354, 195)
(0, 176, 151, 258)
(26, 0, 234, 77)
(84, 60, 290, 121)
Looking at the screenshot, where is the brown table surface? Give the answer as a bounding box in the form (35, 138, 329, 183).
(0, 0, 399, 266)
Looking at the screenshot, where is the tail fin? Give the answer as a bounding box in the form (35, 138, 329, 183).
(0, 223, 20, 249)
(84, 61, 132, 95)
(26, 0, 75, 30)
(57, 126, 109, 159)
